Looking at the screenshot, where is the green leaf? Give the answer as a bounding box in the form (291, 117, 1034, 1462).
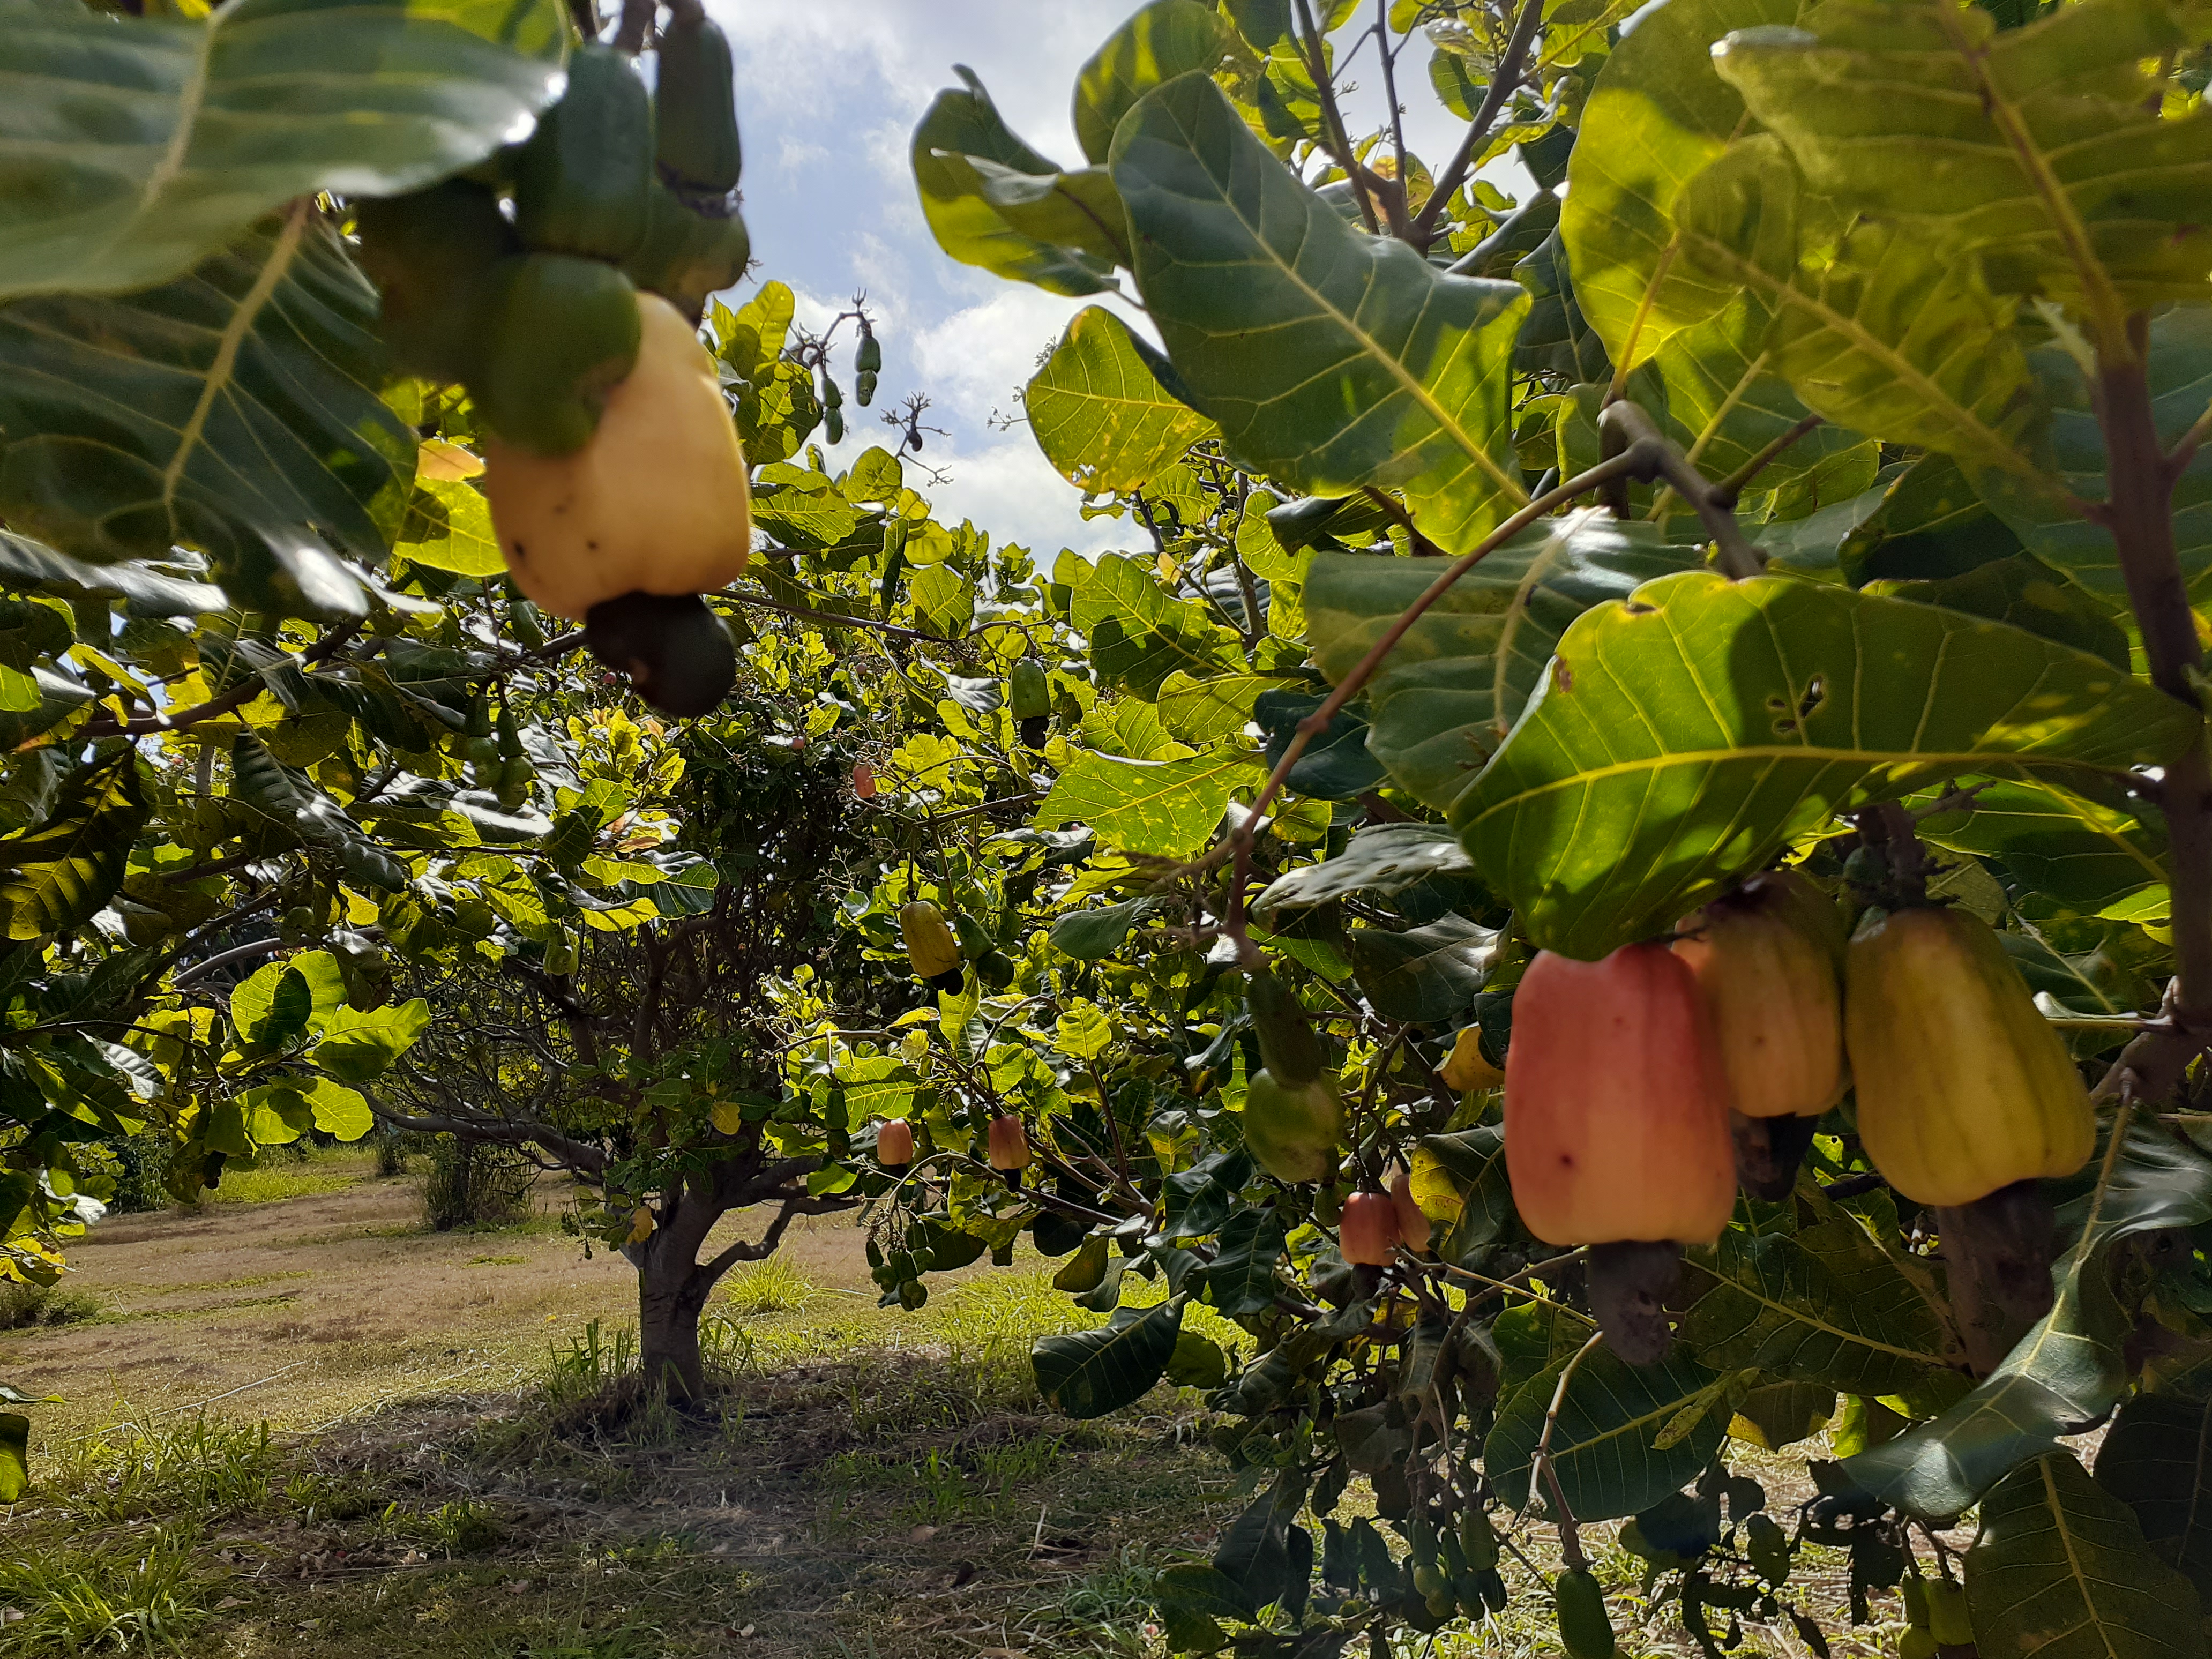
(0, 214, 409, 596)
(1967, 1453, 2205, 1658)
(0, 757, 144, 941)
(1073, 0, 1228, 165)
(295, 1073, 373, 1141)
(1062, 551, 1242, 698)
(1055, 999, 1115, 1062)
(1303, 513, 1705, 812)
(751, 464, 862, 551)
(1346, 915, 1494, 1025)
(1253, 825, 1476, 919)
(1873, 554, 2128, 669)
(1034, 1294, 1186, 1418)
(1980, 308, 2212, 608)
(1709, 0, 2212, 317)
(1034, 746, 1265, 860)
(1110, 74, 1531, 552)
(0, 530, 224, 617)
(1455, 571, 2197, 960)
(1158, 671, 1291, 746)
(1028, 307, 1217, 495)
(0, 0, 566, 302)
(1050, 896, 1170, 960)
(2094, 1394, 2212, 1603)
(911, 68, 1122, 296)
(1413, 1125, 1516, 1264)
(1560, 0, 1803, 372)
(1673, 147, 2049, 492)
(392, 477, 502, 578)
(1684, 1212, 1955, 1395)
(1195, 1208, 1286, 1318)
(1848, 1126, 2212, 1516)
(1920, 778, 2168, 920)
(308, 998, 431, 1083)
(1512, 229, 1612, 384)
(0, 1410, 27, 1503)
(231, 735, 410, 892)
(1486, 1343, 1727, 1521)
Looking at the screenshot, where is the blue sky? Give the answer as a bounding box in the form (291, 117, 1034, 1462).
(709, 2, 1481, 563)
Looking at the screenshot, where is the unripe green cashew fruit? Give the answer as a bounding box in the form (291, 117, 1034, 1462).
(654, 13, 743, 195)
(1925, 1576, 1974, 1645)
(1243, 1068, 1344, 1185)
(1504, 943, 1734, 1247)
(856, 326, 883, 376)
(1674, 868, 1847, 1120)
(1010, 658, 1051, 720)
(1554, 1568, 1616, 1659)
(1845, 906, 2094, 1206)
(900, 901, 961, 979)
(1246, 964, 1326, 1085)
(514, 44, 654, 260)
(470, 253, 642, 457)
(623, 183, 751, 322)
(484, 292, 752, 621)
(352, 179, 518, 383)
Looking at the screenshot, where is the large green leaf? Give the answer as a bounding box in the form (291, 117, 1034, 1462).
(1454, 571, 2196, 959)
(391, 477, 502, 578)
(1710, 0, 2212, 317)
(0, 214, 411, 601)
(1193, 1208, 1285, 1318)
(1684, 1211, 1956, 1395)
(1919, 777, 2168, 920)
(2094, 1394, 2212, 1603)
(911, 68, 1123, 296)
(1110, 74, 1530, 552)
(231, 734, 409, 892)
(1303, 512, 1704, 813)
(1253, 824, 1477, 918)
(1346, 914, 1494, 1025)
(1673, 146, 2050, 493)
(1072, 0, 1228, 166)
(1060, 550, 1242, 697)
(1848, 1127, 2212, 1516)
(0, 531, 223, 617)
(1967, 1453, 2206, 1659)
(0, 757, 144, 940)
(1979, 308, 2212, 608)
(1034, 1295, 1186, 1418)
(1028, 307, 1216, 494)
(308, 997, 431, 1083)
(1034, 745, 1265, 860)
(1560, 0, 1803, 372)
(1486, 1343, 1727, 1521)
(0, 0, 566, 302)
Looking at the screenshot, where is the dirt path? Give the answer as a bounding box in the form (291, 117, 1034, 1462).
(6, 1158, 873, 1441)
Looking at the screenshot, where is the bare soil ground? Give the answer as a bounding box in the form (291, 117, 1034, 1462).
(1, 1150, 1933, 1658)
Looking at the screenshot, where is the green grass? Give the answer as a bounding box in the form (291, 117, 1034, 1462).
(198, 1144, 379, 1206)
(718, 1256, 816, 1316)
(0, 1279, 102, 1329)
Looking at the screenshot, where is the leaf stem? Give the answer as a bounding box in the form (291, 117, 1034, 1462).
(1528, 1327, 1604, 1571)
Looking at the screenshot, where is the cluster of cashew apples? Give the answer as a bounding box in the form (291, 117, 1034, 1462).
(354, 27, 756, 718)
(1505, 868, 2096, 1364)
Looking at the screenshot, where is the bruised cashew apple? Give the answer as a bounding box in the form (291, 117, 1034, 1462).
(484, 291, 752, 623)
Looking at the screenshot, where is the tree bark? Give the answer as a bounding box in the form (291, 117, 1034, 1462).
(637, 1249, 710, 1401)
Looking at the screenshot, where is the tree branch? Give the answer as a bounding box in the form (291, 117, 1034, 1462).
(1598, 400, 1765, 579)
(77, 623, 360, 740)
(1414, 0, 1546, 247)
(1294, 0, 1380, 235)
(364, 1088, 609, 1177)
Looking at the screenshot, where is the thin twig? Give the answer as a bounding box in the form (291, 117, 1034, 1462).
(1294, 0, 1379, 235)
(1710, 414, 1825, 509)
(1414, 0, 1547, 247)
(77, 624, 360, 739)
(1598, 401, 1765, 579)
(1526, 1328, 1604, 1570)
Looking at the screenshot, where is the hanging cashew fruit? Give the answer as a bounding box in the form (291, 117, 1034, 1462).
(1555, 1568, 1616, 1659)
(623, 182, 752, 322)
(876, 1118, 914, 1168)
(899, 900, 961, 980)
(1010, 659, 1052, 720)
(988, 1114, 1032, 1172)
(513, 44, 655, 260)
(1505, 943, 1733, 1363)
(484, 290, 752, 616)
(855, 321, 881, 405)
(1340, 1190, 1398, 1265)
(1389, 1168, 1431, 1257)
(654, 13, 743, 196)
(1241, 964, 1343, 1182)
(1504, 943, 1734, 1244)
(1925, 1576, 1973, 1645)
(581, 593, 735, 719)
(1674, 867, 1847, 1200)
(1845, 906, 2094, 1207)
(352, 180, 518, 383)
(471, 253, 643, 457)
